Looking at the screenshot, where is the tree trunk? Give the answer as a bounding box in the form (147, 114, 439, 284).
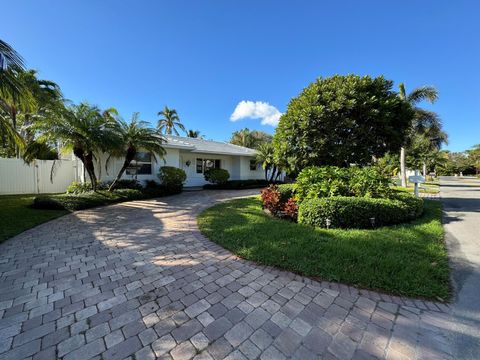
(109, 148, 136, 191)
(84, 151, 97, 190)
(422, 162, 427, 177)
(11, 108, 18, 158)
(269, 165, 277, 183)
(400, 147, 407, 187)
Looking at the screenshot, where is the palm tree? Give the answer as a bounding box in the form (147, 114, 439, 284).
(256, 142, 278, 182)
(230, 128, 272, 149)
(0, 39, 28, 104)
(157, 106, 185, 135)
(0, 40, 31, 156)
(398, 83, 442, 187)
(108, 113, 166, 191)
(186, 129, 201, 138)
(35, 102, 119, 190)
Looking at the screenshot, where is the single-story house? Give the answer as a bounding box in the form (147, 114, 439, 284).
(82, 135, 269, 187)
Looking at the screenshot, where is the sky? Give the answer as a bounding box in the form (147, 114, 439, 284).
(2, 0, 479, 152)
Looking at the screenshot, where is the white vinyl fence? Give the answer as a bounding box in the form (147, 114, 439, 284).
(0, 158, 78, 195)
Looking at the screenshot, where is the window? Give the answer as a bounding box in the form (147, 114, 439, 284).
(196, 158, 221, 173)
(126, 152, 152, 175)
(196, 158, 203, 174)
(250, 160, 257, 171)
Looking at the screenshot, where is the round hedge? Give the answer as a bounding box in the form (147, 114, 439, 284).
(298, 194, 423, 229)
(204, 168, 230, 184)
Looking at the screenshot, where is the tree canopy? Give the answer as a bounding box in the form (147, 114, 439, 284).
(273, 75, 414, 173)
(229, 128, 272, 149)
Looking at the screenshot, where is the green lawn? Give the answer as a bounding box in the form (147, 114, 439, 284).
(198, 197, 450, 300)
(0, 194, 68, 244)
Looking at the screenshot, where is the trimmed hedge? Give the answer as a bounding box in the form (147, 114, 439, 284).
(33, 183, 183, 212)
(33, 189, 144, 211)
(203, 179, 275, 190)
(298, 194, 423, 229)
(295, 166, 392, 202)
(204, 168, 230, 184)
(158, 166, 186, 192)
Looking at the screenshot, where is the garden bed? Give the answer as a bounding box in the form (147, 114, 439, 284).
(198, 197, 450, 300)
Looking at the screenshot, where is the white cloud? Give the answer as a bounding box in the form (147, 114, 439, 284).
(230, 100, 282, 126)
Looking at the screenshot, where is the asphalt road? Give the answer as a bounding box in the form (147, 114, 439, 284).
(440, 176, 480, 359)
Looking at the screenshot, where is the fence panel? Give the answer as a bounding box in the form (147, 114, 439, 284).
(0, 158, 76, 195)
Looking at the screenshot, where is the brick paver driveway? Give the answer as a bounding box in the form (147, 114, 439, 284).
(0, 190, 456, 360)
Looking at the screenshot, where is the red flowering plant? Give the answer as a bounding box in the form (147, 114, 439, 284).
(260, 185, 283, 216)
(283, 197, 298, 221)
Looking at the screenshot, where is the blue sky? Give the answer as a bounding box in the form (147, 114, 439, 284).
(3, 1, 479, 151)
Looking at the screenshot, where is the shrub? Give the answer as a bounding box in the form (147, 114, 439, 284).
(298, 194, 423, 229)
(203, 179, 272, 190)
(260, 185, 283, 215)
(283, 198, 298, 221)
(66, 181, 93, 194)
(277, 183, 296, 203)
(106, 179, 142, 190)
(33, 189, 144, 211)
(158, 166, 186, 191)
(295, 166, 350, 201)
(295, 166, 392, 202)
(204, 168, 230, 184)
(349, 167, 392, 198)
(260, 185, 297, 220)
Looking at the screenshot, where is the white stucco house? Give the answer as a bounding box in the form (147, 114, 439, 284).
(82, 135, 268, 188)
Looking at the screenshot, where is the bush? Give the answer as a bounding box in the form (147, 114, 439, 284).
(277, 183, 296, 202)
(349, 167, 392, 198)
(298, 194, 423, 229)
(203, 179, 272, 190)
(33, 189, 144, 211)
(158, 166, 186, 191)
(260, 185, 283, 215)
(204, 168, 230, 184)
(260, 185, 297, 220)
(106, 179, 142, 190)
(295, 166, 392, 202)
(66, 181, 93, 194)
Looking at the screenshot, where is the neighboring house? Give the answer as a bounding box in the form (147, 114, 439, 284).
(84, 135, 267, 187)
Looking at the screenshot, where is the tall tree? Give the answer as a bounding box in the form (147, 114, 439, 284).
(274, 75, 414, 174)
(35, 103, 119, 190)
(398, 83, 442, 186)
(0, 39, 30, 155)
(108, 113, 166, 191)
(0, 39, 28, 104)
(157, 106, 185, 135)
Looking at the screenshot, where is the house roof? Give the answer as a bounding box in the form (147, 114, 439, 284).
(163, 135, 258, 157)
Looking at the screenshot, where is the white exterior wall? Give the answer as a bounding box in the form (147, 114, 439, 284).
(0, 158, 76, 195)
(76, 149, 268, 188)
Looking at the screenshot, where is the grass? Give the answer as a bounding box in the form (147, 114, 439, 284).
(198, 197, 450, 300)
(0, 194, 68, 244)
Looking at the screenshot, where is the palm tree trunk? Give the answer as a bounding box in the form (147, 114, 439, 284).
(11, 107, 18, 158)
(269, 165, 277, 183)
(84, 151, 97, 190)
(400, 147, 407, 187)
(109, 148, 136, 191)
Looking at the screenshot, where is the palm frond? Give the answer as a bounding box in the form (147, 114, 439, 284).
(407, 86, 438, 105)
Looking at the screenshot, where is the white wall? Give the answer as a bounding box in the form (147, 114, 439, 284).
(76, 150, 275, 188)
(0, 158, 76, 195)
